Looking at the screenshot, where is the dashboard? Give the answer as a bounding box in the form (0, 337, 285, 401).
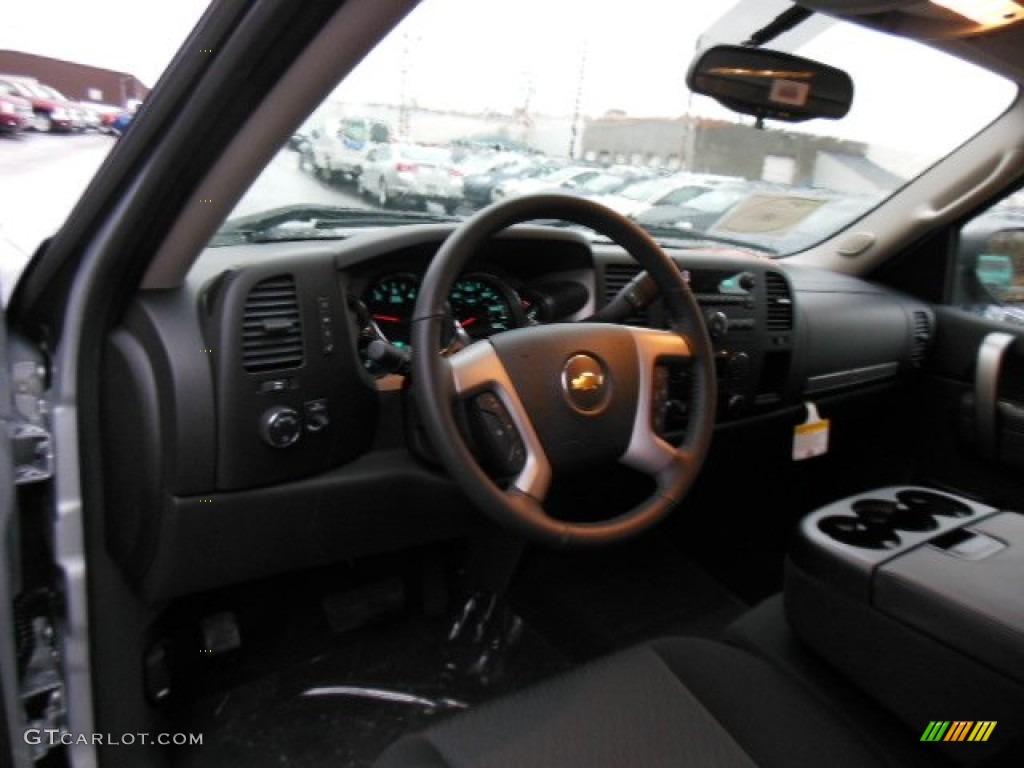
(99, 223, 935, 602)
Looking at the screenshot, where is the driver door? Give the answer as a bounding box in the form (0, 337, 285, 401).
(0, 301, 58, 768)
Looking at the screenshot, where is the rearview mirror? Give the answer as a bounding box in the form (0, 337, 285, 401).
(687, 45, 853, 123)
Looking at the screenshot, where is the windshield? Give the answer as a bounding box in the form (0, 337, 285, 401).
(1, 1, 1018, 300)
(218, 0, 1015, 255)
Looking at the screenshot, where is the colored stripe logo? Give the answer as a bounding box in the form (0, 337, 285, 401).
(920, 721, 996, 742)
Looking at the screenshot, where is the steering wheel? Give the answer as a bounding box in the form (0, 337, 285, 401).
(411, 193, 716, 546)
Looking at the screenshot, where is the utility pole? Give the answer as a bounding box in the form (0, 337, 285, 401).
(569, 40, 588, 159)
(398, 32, 420, 138)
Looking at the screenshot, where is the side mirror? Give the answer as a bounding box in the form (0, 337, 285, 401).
(687, 45, 853, 123)
(976, 228, 1024, 303)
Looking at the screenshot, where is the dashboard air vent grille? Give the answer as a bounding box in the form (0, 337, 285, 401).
(910, 310, 933, 367)
(603, 263, 646, 323)
(764, 272, 793, 331)
(242, 276, 304, 372)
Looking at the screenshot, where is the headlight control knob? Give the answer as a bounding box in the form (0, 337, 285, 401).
(706, 311, 729, 339)
(259, 406, 302, 448)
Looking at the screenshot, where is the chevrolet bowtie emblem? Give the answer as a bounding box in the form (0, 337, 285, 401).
(562, 354, 611, 414)
(570, 371, 604, 392)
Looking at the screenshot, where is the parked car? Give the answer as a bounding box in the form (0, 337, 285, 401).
(491, 165, 602, 201)
(357, 143, 464, 212)
(99, 100, 142, 138)
(77, 102, 121, 131)
(590, 173, 737, 217)
(572, 168, 656, 197)
(955, 204, 1024, 307)
(0, 74, 75, 132)
(31, 83, 89, 131)
(451, 134, 537, 155)
(632, 181, 780, 232)
(0, 90, 33, 135)
(463, 160, 564, 207)
(299, 115, 392, 183)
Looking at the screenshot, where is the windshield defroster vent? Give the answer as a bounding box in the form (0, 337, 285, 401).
(242, 276, 304, 372)
(764, 272, 793, 331)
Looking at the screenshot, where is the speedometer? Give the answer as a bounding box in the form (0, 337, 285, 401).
(363, 271, 521, 350)
(365, 273, 418, 347)
(448, 274, 520, 339)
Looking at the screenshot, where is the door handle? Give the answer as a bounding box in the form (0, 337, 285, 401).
(975, 331, 1017, 459)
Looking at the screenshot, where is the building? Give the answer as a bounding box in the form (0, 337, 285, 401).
(0, 50, 148, 107)
(582, 115, 904, 194)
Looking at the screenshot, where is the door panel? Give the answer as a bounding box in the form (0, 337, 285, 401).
(0, 315, 33, 768)
(915, 305, 1024, 508)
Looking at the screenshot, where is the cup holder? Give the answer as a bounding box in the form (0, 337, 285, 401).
(818, 515, 901, 550)
(852, 498, 938, 532)
(817, 489, 973, 550)
(896, 489, 972, 518)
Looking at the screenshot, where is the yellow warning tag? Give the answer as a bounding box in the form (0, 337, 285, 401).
(793, 402, 829, 461)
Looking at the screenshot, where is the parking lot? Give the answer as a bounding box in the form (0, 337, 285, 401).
(0, 133, 385, 299)
(0, 132, 115, 296)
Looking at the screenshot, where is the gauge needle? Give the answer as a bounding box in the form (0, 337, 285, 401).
(460, 317, 478, 327)
(372, 314, 402, 323)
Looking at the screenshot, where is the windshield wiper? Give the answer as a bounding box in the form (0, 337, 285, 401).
(211, 204, 460, 245)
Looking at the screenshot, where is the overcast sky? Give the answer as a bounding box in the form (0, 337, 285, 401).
(0, 0, 212, 86)
(1, 0, 1016, 160)
(337, 0, 1015, 154)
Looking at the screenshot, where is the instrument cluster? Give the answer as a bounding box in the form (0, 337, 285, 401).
(362, 271, 525, 348)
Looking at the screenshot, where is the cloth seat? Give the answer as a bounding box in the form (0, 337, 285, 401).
(374, 636, 895, 767)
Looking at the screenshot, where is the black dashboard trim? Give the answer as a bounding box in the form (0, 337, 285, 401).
(98, 224, 937, 599)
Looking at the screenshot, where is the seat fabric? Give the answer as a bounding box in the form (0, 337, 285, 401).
(374, 636, 890, 767)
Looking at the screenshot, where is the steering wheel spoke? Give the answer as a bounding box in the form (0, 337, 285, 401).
(620, 326, 701, 498)
(448, 343, 553, 503)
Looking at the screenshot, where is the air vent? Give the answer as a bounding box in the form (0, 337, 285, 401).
(764, 272, 793, 331)
(242, 276, 304, 372)
(910, 310, 933, 367)
(603, 263, 646, 323)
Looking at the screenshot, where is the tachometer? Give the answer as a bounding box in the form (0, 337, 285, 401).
(448, 274, 520, 339)
(365, 273, 419, 347)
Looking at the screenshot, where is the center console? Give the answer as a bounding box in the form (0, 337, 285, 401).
(786, 487, 1024, 763)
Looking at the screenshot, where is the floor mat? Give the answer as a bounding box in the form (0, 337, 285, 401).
(168, 539, 746, 767)
(172, 610, 570, 768)
(511, 537, 749, 659)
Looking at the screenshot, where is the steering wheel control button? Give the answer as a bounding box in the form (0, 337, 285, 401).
(259, 405, 303, 448)
(303, 399, 330, 433)
(561, 353, 611, 414)
(470, 393, 526, 476)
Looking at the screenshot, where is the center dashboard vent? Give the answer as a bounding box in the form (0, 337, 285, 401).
(764, 272, 793, 331)
(242, 275, 304, 372)
(603, 263, 646, 323)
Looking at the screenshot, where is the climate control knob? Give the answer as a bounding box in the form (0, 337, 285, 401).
(259, 406, 302, 448)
